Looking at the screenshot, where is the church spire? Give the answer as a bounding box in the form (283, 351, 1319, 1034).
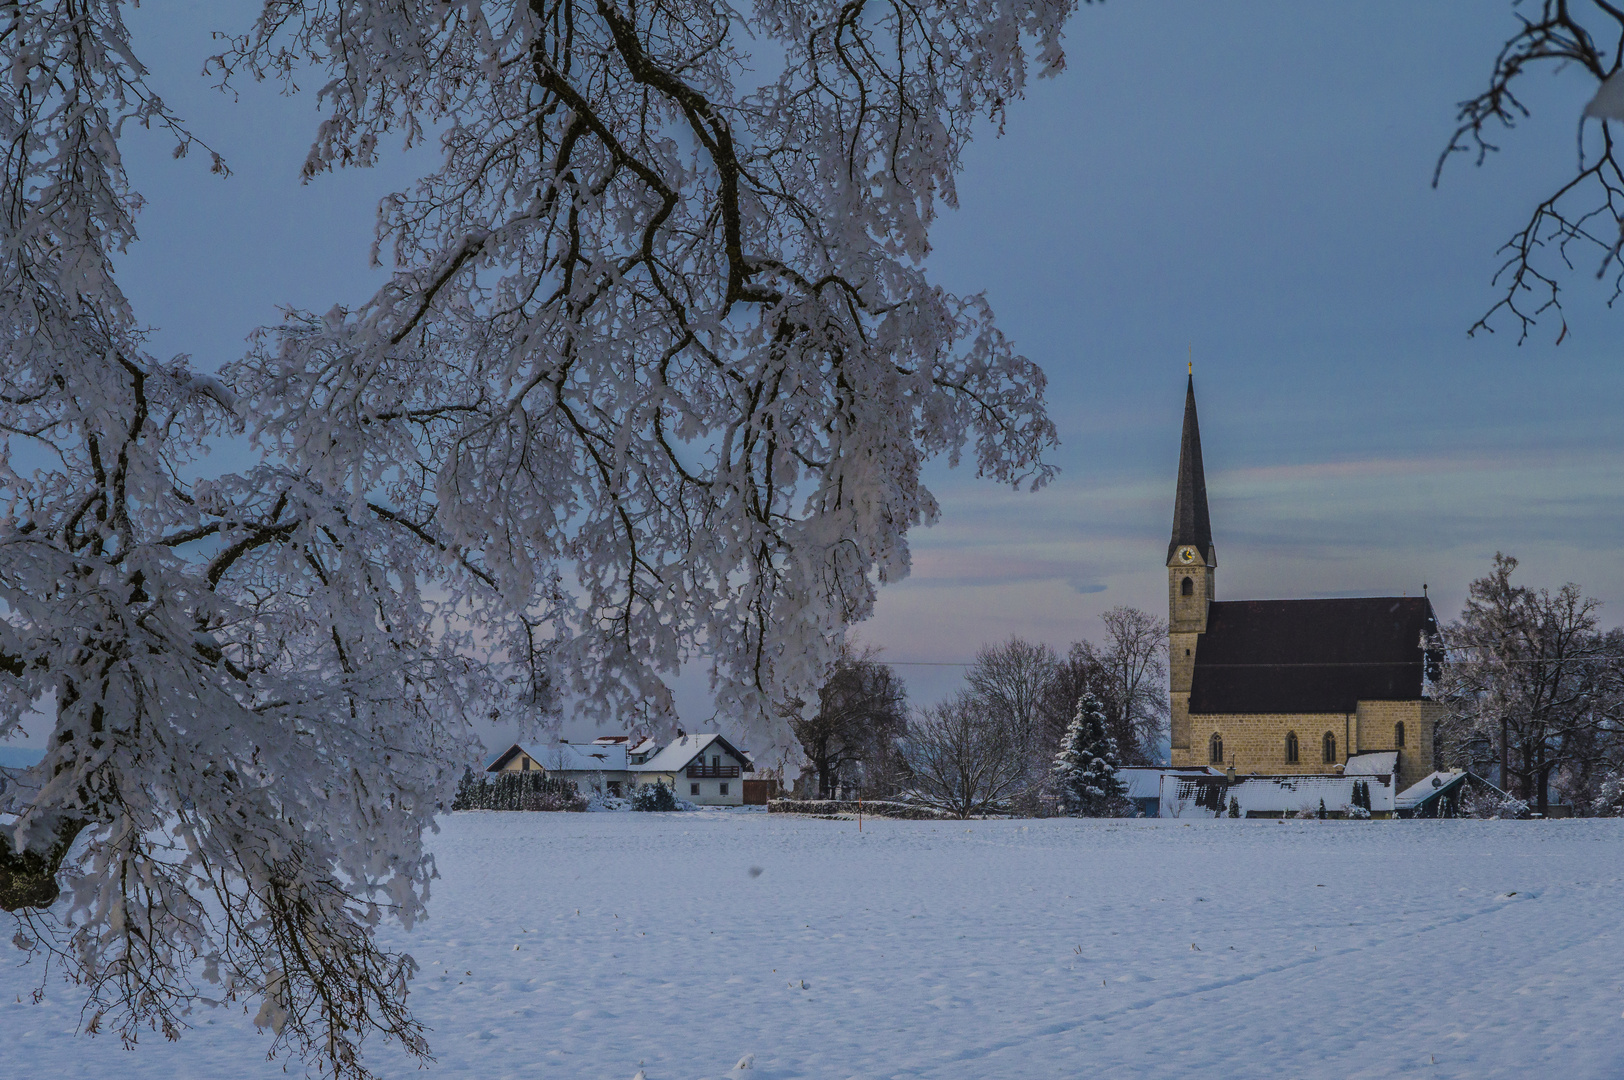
(1169, 374, 1214, 565)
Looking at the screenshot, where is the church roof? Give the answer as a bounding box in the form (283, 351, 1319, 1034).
(1168, 374, 1214, 565)
(1189, 597, 1439, 715)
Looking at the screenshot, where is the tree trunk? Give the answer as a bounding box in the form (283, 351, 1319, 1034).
(1500, 716, 1509, 794)
(0, 818, 86, 912)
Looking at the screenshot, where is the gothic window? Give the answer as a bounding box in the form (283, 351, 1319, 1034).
(1209, 732, 1224, 764)
(1395, 721, 1406, 748)
(1285, 731, 1299, 764)
(1322, 732, 1337, 764)
(1181, 576, 1194, 596)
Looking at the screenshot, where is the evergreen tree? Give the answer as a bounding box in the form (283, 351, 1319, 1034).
(1051, 693, 1127, 816)
(632, 781, 678, 812)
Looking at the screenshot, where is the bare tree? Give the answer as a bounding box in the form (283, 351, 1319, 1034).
(0, 1, 1074, 1074)
(1439, 2, 1624, 340)
(965, 637, 1057, 773)
(1097, 606, 1171, 763)
(1436, 554, 1624, 814)
(790, 650, 908, 799)
(901, 693, 1028, 818)
(1036, 608, 1168, 767)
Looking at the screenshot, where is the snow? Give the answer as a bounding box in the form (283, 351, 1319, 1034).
(1397, 770, 1468, 810)
(1163, 774, 1397, 817)
(6, 813, 1624, 1079)
(1345, 751, 1399, 776)
(634, 733, 747, 774)
(1119, 766, 1216, 801)
(490, 743, 632, 772)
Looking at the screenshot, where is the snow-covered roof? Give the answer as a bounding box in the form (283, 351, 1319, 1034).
(1395, 770, 1467, 810)
(633, 733, 751, 773)
(628, 737, 658, 756)
(1118, 767, 1217, 801)
(1345, 752, 1399, 776)
(486, 743, 629, 772)
(1227, 775, 1394, 814)
(1163, 772, 1397, 816)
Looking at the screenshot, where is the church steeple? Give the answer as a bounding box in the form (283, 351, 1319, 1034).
(1168, 373, 1214, 566)
(1166, 372, 1215, 757)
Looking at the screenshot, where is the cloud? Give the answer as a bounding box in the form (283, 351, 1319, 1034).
(1070, 581, 1108, 594)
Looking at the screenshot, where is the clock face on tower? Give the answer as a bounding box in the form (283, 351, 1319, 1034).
(1178, 546, 1198, 564)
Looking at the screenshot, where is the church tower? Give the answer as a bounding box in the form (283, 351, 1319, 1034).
(1167, 374, 1214, 760)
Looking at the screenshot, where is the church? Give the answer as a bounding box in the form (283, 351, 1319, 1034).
(1163, 376, 1442, 796)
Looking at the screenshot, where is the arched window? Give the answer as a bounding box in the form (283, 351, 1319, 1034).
(1322, 732, 1337, 764)
(1181, 576, 1194, 597)
(1285, 731, 1299, 764)
(1209, 732, 1224, 764)
(1394, 721, 1406, 748)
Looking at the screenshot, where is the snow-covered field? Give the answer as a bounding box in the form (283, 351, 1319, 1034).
(5, 812, 1623, 1079)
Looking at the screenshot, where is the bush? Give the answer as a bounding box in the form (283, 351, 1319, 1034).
(631, 781, 678, 812)
(1458, 784, 1531, 819)
(1592, 774, 1624, 817)
(1227, 796, 1240, 818)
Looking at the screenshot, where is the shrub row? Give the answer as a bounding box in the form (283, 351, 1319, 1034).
(766, 798, 954, 820)
(451, 768, 587, 811)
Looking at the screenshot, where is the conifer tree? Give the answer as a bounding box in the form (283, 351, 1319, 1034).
(1051, 693, 1127, 816)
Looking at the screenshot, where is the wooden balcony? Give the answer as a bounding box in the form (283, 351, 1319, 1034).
(686, 763, 741, 779)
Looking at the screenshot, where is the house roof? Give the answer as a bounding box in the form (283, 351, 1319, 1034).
(485, 743, 629, 772)
(1168, 374, 1215, 566)
(1345, 752, 1399, 777)
(1218, 774, 1395, 814)
(633, 733, 753, 773)
(1118, 766, 1220, 801)
(1395, 769, 1467, 810)
(1189, 596, 1439, 715)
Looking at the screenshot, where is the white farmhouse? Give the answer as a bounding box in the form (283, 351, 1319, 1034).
(484, 731, 750, 805)
(485, 738, 638, 797)
(632, 733, 753, 806)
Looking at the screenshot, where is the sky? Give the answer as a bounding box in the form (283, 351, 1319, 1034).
(15, 1, 1618, 745)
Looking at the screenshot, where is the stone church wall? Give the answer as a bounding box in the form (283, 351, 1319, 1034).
(1170, 700, 1440, 789)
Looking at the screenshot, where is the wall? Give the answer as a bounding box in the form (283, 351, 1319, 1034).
(636, 755, 748, 805)
(1171, 700, 1438, 788)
